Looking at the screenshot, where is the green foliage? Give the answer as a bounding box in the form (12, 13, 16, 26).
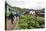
(18, 15, 45, 29)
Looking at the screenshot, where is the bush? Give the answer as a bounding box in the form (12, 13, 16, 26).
(18, 15, 45, 29)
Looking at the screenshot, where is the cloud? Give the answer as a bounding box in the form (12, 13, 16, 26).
(7, 0, 46, 9)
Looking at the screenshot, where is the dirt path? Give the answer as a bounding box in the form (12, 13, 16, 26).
(6, 17, 19, 30)
(6, 19, 14, 30)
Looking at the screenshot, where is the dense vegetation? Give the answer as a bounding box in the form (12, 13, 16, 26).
(18, 15, 45, 29)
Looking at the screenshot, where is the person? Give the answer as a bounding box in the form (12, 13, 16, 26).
(14, 13, 20, 17)
(14, 13, 20, 21)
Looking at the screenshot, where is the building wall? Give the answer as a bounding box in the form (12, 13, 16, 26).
(29, 11, 35, 16)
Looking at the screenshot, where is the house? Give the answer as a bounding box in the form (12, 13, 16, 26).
(29, 10, 35, 16)
(35, 8, 45, 17)
(24, 8, 45, 17)
(24, 9, 35, 16)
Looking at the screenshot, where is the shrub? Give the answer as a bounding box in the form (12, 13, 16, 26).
(18, 15, 45, 29)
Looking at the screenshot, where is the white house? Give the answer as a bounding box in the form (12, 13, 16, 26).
(29, 10, 35, 15)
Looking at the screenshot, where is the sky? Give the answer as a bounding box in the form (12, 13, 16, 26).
(6, 0, 46, 9)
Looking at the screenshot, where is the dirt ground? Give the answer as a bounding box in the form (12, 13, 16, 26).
(5, 17, 19, 30)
